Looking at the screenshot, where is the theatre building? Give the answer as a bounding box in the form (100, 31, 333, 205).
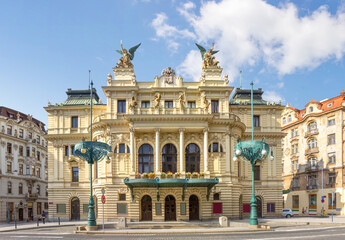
(44, 47, 284, 221)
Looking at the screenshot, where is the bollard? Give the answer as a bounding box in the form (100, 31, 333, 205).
(37, 219, 39, 227)
(14, 219, 17, 229)
(58, 217, 60, 225)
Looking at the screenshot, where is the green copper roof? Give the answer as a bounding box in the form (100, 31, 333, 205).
(62, 88, 102, 106)
(230, 87, 268, 105)
(62, 98, 99, 106)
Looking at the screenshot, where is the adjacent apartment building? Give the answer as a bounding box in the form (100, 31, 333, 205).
(44, 47, 284, 221)
(0, 107, 48, 222)
(282, 90, 345, 215)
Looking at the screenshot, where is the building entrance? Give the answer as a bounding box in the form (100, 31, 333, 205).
(141, 195, 152, 221)
(18, 208, 24, 221)
(165, 195, 176, 221)
(70, 197, 80, 221)
(256, 196, 262, 218)
(189, 195, 199, 220)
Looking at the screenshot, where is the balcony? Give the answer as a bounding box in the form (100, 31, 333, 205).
(305, 165, 319, 172)
(291, 186, 300, 191)
(305, 147, 319, 155)
(25, 193, 38, 200)
(306, 185, 318, 190)
(304, 129, 319, 138)
(326, 183, 335, 188)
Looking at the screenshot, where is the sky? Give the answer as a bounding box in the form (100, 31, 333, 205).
(1, 0, 345, 126)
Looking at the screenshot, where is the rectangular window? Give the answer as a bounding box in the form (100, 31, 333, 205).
(141, 101, 150, 108)
(83, 204, 89, 214)
(309, 194, 317, 209)
(65, 146, 69, 156)
(7, 143, 12, 154)
(57, 204, 66, 213)
(328, 172, 336, 184)
(19, 129, 23, 138)
(71, 145, 75, 155)
(328, 152, 336, 164)
(36, 168, 40, 178)
(28, 132, 32, 139)
(32, 147, 35, 157)
(44, 202, 48, 210)
(267, 203, 275, 213)
(71, 116, 78, 128)
(328, 193, 336, 209)
(19, 164, 23, 175)
(253, 116, 260, 127)
(211, 100, 219, 113)
(26, 147, 30, 157)
(7, 126, 12, 135)
(37, 202, 42, 215)
(37, 136, 40, 144)
(117, 100, 126, 113)
(37, 151, 40, 161)
(187, 101, 196, 108)
(119, 144, 126, 153)
(119, 194, 126, 201)
(292, 195, 299, 208)
(72, 167, 79, 182)
(19, 146, 23, 156)
(212, 143, 219, 152)
(328, 118, 335, 126)
(26, 165, 30, 175)
(19, 184, 23, 194)
(7, 162, 12, 173)
(328, 134, 336, 145)
(213, 202, 222, 214)
(117, 203, 127, 214)
(165, 101, 173, 108)
(254, 165, 260, 180)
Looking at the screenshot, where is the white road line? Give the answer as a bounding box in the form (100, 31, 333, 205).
(10, 236, 63, 239)
(276, 226, 345, 232)
(247, 233, 345, 240)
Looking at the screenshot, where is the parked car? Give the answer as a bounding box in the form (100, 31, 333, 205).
(282, 208, 294, 218)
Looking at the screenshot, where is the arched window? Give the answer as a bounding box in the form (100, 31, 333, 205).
(18, 183, 23, 194)
(162, 144, 177, 173)
(7, 182, 12, 194)
(138, 144, 154, 174)
(309, 106, 313, 113)
(308, 122, 317, 132)
(308, 139, 317, 149)
(185, 143, 200, 173)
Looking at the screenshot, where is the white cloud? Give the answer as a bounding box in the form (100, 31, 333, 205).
(176, 50, 202, 81)
(263, 90, 284, 103)
(277, 82, 284, 89)
(152, 0, 345, 79)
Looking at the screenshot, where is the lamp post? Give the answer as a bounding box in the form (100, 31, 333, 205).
(74, 80, 111, 227)
(233, 81, 273, 226)
(7, 170, 18, 223)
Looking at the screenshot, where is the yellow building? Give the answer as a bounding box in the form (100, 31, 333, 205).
(44, 48, 284, 221)
(281, 91, 345, 215)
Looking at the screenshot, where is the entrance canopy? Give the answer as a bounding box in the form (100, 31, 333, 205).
(124, 177, 218, 202)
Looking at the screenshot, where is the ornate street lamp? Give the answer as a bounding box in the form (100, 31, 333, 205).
(74, 80, 111, 227)
(233, 81, 274, 226)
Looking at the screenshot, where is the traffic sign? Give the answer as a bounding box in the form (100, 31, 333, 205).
(49, 202, 53, 205)
(101, 195, 106, 204)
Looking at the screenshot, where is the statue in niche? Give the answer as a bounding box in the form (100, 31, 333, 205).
(154, 93, 161, 109)
(201, 93, 210, 111)
(115, 41, 141, 68)
(129, 96, 137, 112)
(178, 92, 185, 109)
(195, 42, 220, 69)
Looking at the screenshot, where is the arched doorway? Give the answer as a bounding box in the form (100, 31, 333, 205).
(71, 197, 80, 221)
(141, 195, 152, 221)
(165, 195, 176, 221)
(18, 208, 24, 221)
(162, 144, 177, 173)
(185, 143, 200, 173)
(189, 195, 199, 220)
(256, 196, 262, 218)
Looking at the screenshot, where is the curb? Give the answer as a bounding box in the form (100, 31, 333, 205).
(0, 223, 78, 233)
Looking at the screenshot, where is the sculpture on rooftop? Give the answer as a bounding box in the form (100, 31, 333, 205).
(196, 43, 220, 69)
(115, 41, 141, 68)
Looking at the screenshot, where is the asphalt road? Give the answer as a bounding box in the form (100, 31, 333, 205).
(1, 225, 345, 240)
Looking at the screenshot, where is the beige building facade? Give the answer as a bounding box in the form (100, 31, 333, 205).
(281, 91, 345, 215)
(0, 107, 48, 222)
(45, 49, 284, 221)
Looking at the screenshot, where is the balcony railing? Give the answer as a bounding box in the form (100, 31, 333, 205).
(304, 129, 319, 138)
(25, 193, 38, 200)
(305, 165, 319, 172)
(306, 185, 318, 190)
(305, 147, 319, 155)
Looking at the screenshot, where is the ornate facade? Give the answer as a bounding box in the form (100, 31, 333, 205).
(0, 107, 48, 222)
(45, 48, 284, 221)
(281, 91, 345, 215)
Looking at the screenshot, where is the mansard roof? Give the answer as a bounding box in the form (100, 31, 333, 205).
(229, 87, 268, 105)
(62, 88, 102, 106)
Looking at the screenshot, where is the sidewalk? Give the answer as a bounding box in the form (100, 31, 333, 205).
(0, 220, 87, 232)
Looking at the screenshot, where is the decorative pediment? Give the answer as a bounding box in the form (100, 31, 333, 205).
(155, 67, 182, 88)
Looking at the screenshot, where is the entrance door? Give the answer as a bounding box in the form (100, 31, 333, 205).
(165, 195, 176, 221)
(189, 195, 199, 220)
(256, 196, 262, 218)
(71, 197, 80, 221)
(141, 195, 152, 221)
(18, 208, 24, 221)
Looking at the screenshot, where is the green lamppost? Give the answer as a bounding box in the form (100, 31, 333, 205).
(233, 81, 274, 226)
(75, 80, 111, 227)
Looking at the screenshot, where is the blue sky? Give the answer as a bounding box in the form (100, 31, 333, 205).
(0, 0, 344, 125)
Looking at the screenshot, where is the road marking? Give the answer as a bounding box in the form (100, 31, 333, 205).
(10, 236, 63, 239)
(276, 226, 345, 232)
(247, 233, 345, 240)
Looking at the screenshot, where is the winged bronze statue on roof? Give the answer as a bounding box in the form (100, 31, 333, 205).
(195, 42, 220, 69)
(115, 41, 141, 68)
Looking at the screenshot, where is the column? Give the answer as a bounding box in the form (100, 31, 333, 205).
(230, 135, 235, 173)
(203, 128, 208, 172)
(179, 128, 185, 172)
(59, 146, 63, 180)
(225, 131, 230, 174)
(130, 128, 135, 173)
(53, 144, 58, 180)
(155, 128, 160, 173)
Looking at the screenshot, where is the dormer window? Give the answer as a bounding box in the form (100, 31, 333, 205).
(309, 107, 313, 113)
(282, 117, 286, 125)
(288, 115, 292, 122)
(301, 113, 305, 117)
(327, 103, 333, 107)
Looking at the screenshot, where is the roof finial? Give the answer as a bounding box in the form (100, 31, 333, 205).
(240, 70, 242, 89)
(341, 89, 345, 96)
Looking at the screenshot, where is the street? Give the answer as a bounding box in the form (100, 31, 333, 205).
(1, 225, 345, 240)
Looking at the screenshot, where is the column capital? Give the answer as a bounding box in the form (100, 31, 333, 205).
(179, 128, 185, 133)
(129, 127, 135, 133)
(203, 127, 209, 133)
(225, 130, 231, 136)
(154, 128, 160, 133)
